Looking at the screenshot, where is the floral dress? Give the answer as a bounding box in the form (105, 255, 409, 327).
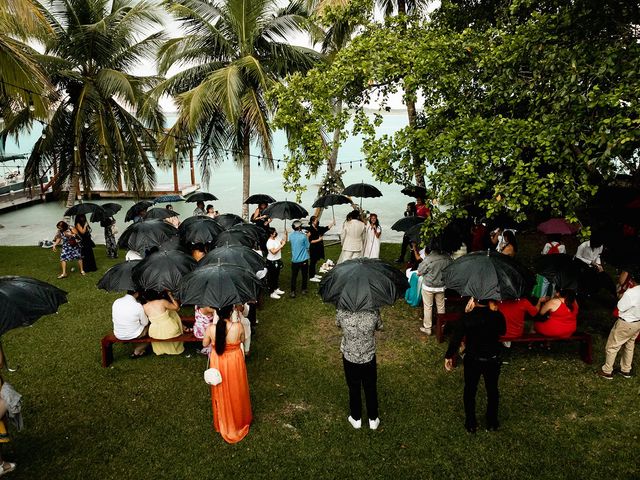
(56, 229, 82, 261)
(104, 218, 118, 259)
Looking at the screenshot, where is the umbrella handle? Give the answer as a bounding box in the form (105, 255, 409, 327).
(332, 205, 335, 223)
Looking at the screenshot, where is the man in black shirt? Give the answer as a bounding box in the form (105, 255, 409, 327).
(444, 299, 506, 433)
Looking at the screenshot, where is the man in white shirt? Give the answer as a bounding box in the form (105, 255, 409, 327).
(598, 278, 640, 379)
(574, 235, 615, 297)
(112, 291, 149, 358)
(575, 238, 604, 270)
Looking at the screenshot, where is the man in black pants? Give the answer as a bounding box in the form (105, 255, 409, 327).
(445, 299, 506, 433)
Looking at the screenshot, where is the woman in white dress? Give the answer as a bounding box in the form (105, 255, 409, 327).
(363, 213, 382, 259)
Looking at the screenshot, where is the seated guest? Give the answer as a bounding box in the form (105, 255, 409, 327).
(541, 234, 566, 255)
(497, 297, 545, 340)
(534, 290, 579, 338)
(112, 291, 149, 358)
(141, 290, 186, 355)
(194, 306, 218, 355)
(498, 230, 517, 257)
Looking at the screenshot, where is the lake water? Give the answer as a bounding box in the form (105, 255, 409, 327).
(0, 113, 411, 245)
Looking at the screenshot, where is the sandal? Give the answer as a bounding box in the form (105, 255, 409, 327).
(80, 271, 86, 276)
(0, 461, 16, 476)
(130, 351, 146, 359)
(57, 274, 67, 279)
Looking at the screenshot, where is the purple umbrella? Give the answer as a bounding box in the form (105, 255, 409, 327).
(537, 218, 579, 235)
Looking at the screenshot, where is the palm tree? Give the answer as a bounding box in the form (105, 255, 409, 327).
(156, 0, 320, 218)
(6, 0, 167, 208)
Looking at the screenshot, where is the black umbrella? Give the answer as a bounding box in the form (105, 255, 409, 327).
(216, 213, 245, 229)
(231, 223, 268, 243)
(318, 258, 409, 312)
(312, 194, 352, 221)
(90, 202, 122, 223)
(442, 250, 534, 301)
(262, 201, 308, 228)
(178, 216, 224, 245)
(117, 219, 178, 254)
(0, 276, 68, 336)
(215, 229, 256, 248)
(534, 254, 579, 291)
(154, 194, 185, 204)
(97, 260, 141, 292)
(64, 202, 102, 216)
(132, 250, 197, 292)
(125, 201, 154, 222)
(145, 207, 180, 220)
(179, 264, 262, 308)
(244, 194, 276, 204)
(157, 234, 185, 253)
(401, 185, 427, 199)
(342, 182, 383, 209)
(186, 192, 218, 202)
(200, 245, 266, 272)
(391, 216, 424, 232)
(404, 223, 424, 244)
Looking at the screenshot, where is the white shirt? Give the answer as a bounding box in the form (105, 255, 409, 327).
(125, 250, 143, 261)
(266, 238, 281, 261)
(542, 241, 566, 254)
(112, 294, 149, 340)
(575, 241, 602, 266)
(618, 285, 640, 322)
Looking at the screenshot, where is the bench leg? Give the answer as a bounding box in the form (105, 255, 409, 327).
(101, 339, 114, 368)
(580, 337, 593, 364)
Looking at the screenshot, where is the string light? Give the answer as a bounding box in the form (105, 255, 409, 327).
(84, 122, 89, 129)
(28, 100, 35, 112)
(0, 117, 4, 125)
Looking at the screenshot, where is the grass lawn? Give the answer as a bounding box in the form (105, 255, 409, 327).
(0, 236, 638, 479)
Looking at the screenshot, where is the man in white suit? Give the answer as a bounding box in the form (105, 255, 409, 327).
(337, 210, 365, 264)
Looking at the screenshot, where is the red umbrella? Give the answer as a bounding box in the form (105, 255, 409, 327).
(537, 218, 579, 235)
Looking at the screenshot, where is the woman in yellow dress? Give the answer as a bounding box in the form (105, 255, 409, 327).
(142, 290, 186, 355)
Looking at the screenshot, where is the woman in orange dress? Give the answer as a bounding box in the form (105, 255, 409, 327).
(202, 304, 252, 443)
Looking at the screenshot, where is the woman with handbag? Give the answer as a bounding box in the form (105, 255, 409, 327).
(203, 304, 252, 443)
(52, 221, 84, 278)
(74, 214, 98, 272)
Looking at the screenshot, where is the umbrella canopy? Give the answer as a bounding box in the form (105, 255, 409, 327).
(318, 258, 409, 312)
(404, 223, 424, 244)
(342, 182, 383, 198)
(178, 216, 224, 245)
(132, 250, 197, 292)
(64, 202, 102, 216)
(534, 254, 579, 291)
(154, 194, 184, 204)
(145, 208, 180, 220)
(0, 276, 68, 336)
(244, 194, 276, 204)
(90, 202, 122, 223)
(312, 194, 352, 209)
(401, 185, 427, 198)
(537, 218, 579, 235)
(117, 220, 178, 254)
(97, 260, 141, 292)
(216, 213, 246, 229)
(200, 245, 266, 272)
(179, 264, 263, 308)
(125, 201, 154, 222)
(231, 223, 268, 243)
(262, 201, 308, 220)
(215, 229, 256, 248)
(186, 192, 218, 202)
(602, 237, 640, 275)
(391, 216, 424, 232)
(442, 250, 534, 301)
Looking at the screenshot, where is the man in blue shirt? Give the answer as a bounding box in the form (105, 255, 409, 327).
(288, 220, 311, 298)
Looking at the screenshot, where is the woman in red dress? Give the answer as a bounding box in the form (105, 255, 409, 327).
(534, 290, 579, 338)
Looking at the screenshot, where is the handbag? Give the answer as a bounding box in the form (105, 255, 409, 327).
(111, 225, 118, 235)
(204, 367, 222, 385)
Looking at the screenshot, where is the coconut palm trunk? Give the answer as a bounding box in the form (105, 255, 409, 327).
(242, 134, 251, 220)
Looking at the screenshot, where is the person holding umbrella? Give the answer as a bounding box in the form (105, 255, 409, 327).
(101, 215, 118, 259)
(444, 299, 507, 433)
(112, 291, 149, 358)
(193, 201, 206, 216)
(308, 216, 335, 282)
(74, 214, 97, 272)
(288, 220, 310, 298)
(251, 202, 272, 230)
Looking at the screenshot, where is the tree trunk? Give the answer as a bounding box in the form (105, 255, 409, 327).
(406, 99, 425, 187)
(64, 166, 80, 220)
(315, 99, 343, 220)
(241, 134, 250, 220)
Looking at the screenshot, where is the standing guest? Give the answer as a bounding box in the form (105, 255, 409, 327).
(308, 216, 335, 282)
(470, 218, 488, 252)
(288, 220, 310, 298)
(497, 297, 545, 341)
(101, 216, 118, 259)
(445, 299, 506, 433)
(363, 213, 382, 259)
(232, 304, 252, 356)
(52, 221, 84, 278)
(206, 204, 218, 218)
(616, 270, 636, 299)
(498, 230, 517, 257)
(574, 234, 615, 297)
(416, 245, 452, 335)
(541, 234, 566, 255)
(133, 207, 147, 223)
(336, 309, 383, 430)
(75, 214, 97, 272)
(415, 198, 430, 218)
(338, 210, 365, 264)
(112, 291, 149, 358)
(266, 228, 286, 299)
(142, 290, 186, 355)
(534, 290, 579, 338)
(395, 202, 417, 263)
(598, 276, 640, 379)
(251, 202, 272, 230)
(193, 200, 206, 216)
(203, 304, 252, 443)
(165, 205, 180, 228)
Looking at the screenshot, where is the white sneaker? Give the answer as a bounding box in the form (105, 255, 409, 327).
(269, 292, 281, 299)
(502, 341, 511, 348)
(348, 416, 361, 429)
(309, 276, 321, 283)
(275, 289, 285, 295)
(369, 418, 380, 430)
(419, 327, 432, 335)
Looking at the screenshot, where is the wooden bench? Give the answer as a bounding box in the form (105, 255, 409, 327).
(434, 311, 593, 364)
(101, 316, 198, 367)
